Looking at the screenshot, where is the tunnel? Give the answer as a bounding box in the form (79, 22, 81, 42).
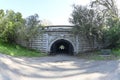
(50, 39, 74, 55)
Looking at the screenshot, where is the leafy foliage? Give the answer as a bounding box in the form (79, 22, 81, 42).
(91, 0, 118, 18)
(104, 22, 120, 48)
(0, 10, 24, 43)
(70, 5, 104, 47)
(0, 10, 45, 56)
(0, 9, 44, 50)
(70, 0, 120, 49)
(91, 0, 120, 48)
(16, 14, 43, 47)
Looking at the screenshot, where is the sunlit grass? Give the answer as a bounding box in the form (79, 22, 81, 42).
(0, 42, 47, 57)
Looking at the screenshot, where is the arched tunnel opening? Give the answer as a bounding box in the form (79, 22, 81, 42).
(50, 39, 74, 55)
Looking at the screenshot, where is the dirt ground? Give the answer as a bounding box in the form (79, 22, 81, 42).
(0, 53, 120, 80)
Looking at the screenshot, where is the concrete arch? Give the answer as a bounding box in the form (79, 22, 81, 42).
(48, 38, 76, 55)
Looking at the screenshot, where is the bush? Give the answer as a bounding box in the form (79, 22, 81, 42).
(104, 23, 120, 48)
(0, 10, 24, 43)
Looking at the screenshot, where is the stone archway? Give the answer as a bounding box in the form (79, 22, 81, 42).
(50, 39, 74, 55)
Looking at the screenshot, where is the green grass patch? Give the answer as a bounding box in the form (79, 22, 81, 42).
(0, 42, 47, 57)
(77, 50, 118, 60)
(112, 49, 120, 57)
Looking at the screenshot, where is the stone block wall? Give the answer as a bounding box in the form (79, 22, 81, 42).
(17, 25, 103, 55)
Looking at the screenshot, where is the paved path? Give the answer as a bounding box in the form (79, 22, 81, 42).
(0, 53, 120, 80)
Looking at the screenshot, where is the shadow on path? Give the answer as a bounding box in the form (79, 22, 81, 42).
(0, 54, 120, 80)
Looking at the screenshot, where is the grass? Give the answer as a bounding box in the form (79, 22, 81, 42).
(77, 50, 120, 60)
(112, 49, 120, 56)
(1, 40, 120, 59)
(0, 42, 47, 57)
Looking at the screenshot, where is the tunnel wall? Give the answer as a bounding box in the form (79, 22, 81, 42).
(17, 26, 102, 55)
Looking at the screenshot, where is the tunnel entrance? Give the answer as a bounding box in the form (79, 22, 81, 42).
(50, 39, 74, 55)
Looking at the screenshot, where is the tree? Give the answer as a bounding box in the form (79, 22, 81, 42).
(91, 0, 120, 48)
(70, 0, 120, 49)
(91, 0, 118, 18)
(69, 5, 104, 48)
(91, 0, 119, 28)
(17, 14, 43, 47)
(103, 18, 120, 48)
(0, 10, 24, 43)
(0, 9, 4, 19)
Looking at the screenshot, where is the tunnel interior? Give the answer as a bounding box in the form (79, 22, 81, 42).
(50, 39, 74, 55)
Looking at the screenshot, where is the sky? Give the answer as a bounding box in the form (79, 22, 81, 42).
(0, 0, 120, 25)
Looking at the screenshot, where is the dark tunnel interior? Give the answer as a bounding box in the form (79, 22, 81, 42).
(50, 39, 74, 55)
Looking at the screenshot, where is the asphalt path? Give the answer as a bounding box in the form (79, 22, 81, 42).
(0, 53, 120, 80)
